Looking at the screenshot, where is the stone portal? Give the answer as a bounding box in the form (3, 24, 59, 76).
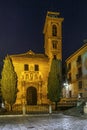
(26, 87, 37, 105)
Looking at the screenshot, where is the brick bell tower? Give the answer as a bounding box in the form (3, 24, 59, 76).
(43, 11, 64, 65)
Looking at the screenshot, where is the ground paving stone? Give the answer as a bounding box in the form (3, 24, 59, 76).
(0, 114, 87, 129)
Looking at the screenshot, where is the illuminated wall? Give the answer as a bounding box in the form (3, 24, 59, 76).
(82, 52, 87, 76)
(71, 60, 77, 81)
(9, 11, 63, 105)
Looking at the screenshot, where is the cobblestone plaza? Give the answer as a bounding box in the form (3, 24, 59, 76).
(0, 114, 87, 130)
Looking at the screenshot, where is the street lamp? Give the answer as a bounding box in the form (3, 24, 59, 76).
(63, 81, 69, 98)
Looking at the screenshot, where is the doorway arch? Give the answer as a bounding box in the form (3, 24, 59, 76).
(26, 86, 37, 105)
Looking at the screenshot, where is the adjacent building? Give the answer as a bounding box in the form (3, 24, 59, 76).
(65, 43, 87, 99)
(9, 11, 64, 105)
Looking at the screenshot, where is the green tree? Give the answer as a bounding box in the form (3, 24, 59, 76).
(47, 58, 62, 110)
(1, 55, 18, 111)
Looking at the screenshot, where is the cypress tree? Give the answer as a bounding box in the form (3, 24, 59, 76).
(1, 55, 18, 111)
(47, 58, 62, 110)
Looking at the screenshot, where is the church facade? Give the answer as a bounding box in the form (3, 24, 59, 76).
(10, 11, 64, 105)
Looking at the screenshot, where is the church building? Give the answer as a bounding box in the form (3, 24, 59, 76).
(10, 11, 64, 105)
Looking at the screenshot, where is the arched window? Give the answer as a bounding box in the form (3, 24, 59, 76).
(52, 25, 57, 36)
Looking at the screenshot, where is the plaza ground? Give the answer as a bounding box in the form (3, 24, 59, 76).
(0, 113, 87, 130)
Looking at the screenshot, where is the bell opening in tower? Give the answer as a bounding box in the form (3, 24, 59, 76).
(54, 55, 57, 59)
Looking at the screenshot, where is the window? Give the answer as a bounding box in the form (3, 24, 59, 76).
(68, 73, 71, 82)
(35, 65, 39, 71)
(52, 40, 58, 49)
(54, 55, 56, 59)
(78, 67, 82, 77)
(52, 25, 57, 36)
(77, 55, 81, 62)
(78, 81, 82, 89)
(24, 64, 29, 71)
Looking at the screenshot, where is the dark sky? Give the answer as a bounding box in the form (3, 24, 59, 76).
(0, 0, 87, 61)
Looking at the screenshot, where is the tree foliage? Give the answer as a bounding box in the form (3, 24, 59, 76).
(47, 58, 62, 110)
(1, 55, 18, 111)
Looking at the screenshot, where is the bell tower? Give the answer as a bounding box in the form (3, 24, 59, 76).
(43, 11, 64, 62)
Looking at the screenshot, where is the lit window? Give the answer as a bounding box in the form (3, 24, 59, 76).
(52, 25, 57, 36)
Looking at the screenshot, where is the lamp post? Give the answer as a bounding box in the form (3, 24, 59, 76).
(63, 82, 69, 98)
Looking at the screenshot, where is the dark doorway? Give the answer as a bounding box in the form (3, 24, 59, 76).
(26, 87, 37, 105)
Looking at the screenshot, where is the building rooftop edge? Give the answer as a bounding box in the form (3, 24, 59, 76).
(10, 50, 48, 59)
(66, 42, 87, 62)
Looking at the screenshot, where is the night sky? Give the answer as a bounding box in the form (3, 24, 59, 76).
(0, 0, 87, 61)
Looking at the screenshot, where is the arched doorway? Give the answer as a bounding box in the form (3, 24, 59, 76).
(26, 87, 37, 105)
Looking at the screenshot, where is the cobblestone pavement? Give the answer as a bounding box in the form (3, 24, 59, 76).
(0, 114, 87, 130)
